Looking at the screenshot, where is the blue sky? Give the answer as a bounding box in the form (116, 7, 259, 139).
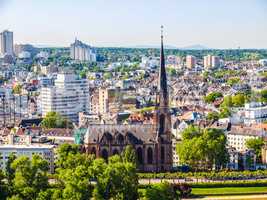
(0, 0, 266, 48)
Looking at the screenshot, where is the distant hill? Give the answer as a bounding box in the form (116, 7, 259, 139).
(124, 44, 209, 50)
(180, 44, 209, 50)
(128, 45, 178, 49)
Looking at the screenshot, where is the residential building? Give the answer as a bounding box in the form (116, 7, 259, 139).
(226, 126, 262, 152)
(78, 112, 101, 127)
(39, 73, 90, 123)
(211, 56, 220, 68)
(70, 39, 96, 62)
(0, 144, 54, 173)
(98, 87, 121, 115)
(244, 102, 267, 125)
(0, 30, 13, 56)
(204, 55, 220, 68)
(0, 134, 54, 173)
(186, 55, 196, 69)
(203, 55, 212, 68)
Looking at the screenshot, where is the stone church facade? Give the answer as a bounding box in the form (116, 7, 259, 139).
(83, 33, 172, 172)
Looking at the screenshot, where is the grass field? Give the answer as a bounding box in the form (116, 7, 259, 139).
(192, 186, 267, 196)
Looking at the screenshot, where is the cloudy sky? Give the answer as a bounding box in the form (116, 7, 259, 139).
(0, 0, 266, 48)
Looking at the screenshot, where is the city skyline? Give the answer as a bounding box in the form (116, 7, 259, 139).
(0, 0, 267, 49)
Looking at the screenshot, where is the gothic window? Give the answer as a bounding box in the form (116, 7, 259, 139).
(117, 134, 124, 145)
(113, 149, 119, 155)
(147, 147, 153, 164)
(137, 147, 143, 165)
(91, 147, 96, 156)
(159, 114, 165, 134)
(161, 146, 165, 164)
(101, 148, 109, 162)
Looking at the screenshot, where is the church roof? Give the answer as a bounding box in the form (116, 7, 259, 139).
(84, 124, 157, 144)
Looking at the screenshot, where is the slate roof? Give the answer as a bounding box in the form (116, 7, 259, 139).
(84, 124, 157, 144)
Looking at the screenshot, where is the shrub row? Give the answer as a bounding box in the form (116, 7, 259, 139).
(138, 170, 267, 180)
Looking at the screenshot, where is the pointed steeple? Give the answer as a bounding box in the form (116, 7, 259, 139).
(158, 25, 168, 107)
(156, 26, 171, 137)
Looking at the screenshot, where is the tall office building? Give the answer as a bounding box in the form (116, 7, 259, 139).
(186, 55, 196, 69)
(70, 39, 96, 62)
(211, 56, 220, 68)
(39, 73, 90, 123)
(203, 54, 212, 69)
(204, 55, 220, 68)
(0, 30, 14, 56)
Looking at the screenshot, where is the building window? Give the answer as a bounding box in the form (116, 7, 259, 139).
(113, 149, 119, 155)
(101, 149, 109, 162)
(137, 147, 143, 165)
(161, 146, 165, 164)
(147, 147, 153, 164)
(91, 147, 96, 156)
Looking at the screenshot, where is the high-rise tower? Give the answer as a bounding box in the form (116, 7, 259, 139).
(0, 30, 14, 56)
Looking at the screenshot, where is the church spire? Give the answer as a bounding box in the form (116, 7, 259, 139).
(156, 26, 171, 138)
(158, 25, 168, 106)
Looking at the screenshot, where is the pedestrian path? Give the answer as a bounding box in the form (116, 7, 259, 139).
(184, 194, 267, 200)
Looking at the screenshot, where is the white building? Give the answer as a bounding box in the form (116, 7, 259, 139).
(226, 126, 262, 152)
(0, 30, 14, 56)
(36, 51, 49, 59)
(140, 56, 159, 69)
(70, 39, 96, 62)
(259, 59, 267, 66)
(204, 55, 220, 68)
(244, 102, 267, 125)
(39, 73, 90, 123)
(0, 144, 54, 173)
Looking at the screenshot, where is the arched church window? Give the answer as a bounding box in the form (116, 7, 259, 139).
(137, 147, 143, 165)
(161, 146, 165, 164)
(91, 147, 96, 156)
(147, 147, 153, 164)
(113, 149, 119, 155)
(101, 149, 109, 162)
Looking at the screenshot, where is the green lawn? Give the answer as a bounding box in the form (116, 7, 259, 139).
(192, 187, 267, 196)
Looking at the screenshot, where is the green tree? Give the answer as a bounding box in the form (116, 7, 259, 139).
(232, 93, 245, 107)
(177, 127, 228, 170)
(246, 138, 265, 163)
(122, 145, 137, 166)
(79, 70, 87, 79)
(260, 89, 267, 103)
(204, 92, 223, 103)
(0, 170, 8, 200)
(41, 111, 73, 129)
(227, 77, 240, 86)
(93, 155, 139, 200)
(5, 153, 16, 187)
(219, 106, 231, 118)
(55, 143, 80, 168)
(206, 112, 219, 122)
(11, 155, 49, 200)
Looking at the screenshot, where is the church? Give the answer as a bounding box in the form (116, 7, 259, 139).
(83, 32, 172, 172)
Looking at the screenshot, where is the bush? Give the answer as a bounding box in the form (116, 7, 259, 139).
(139, 182, 179, 200)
